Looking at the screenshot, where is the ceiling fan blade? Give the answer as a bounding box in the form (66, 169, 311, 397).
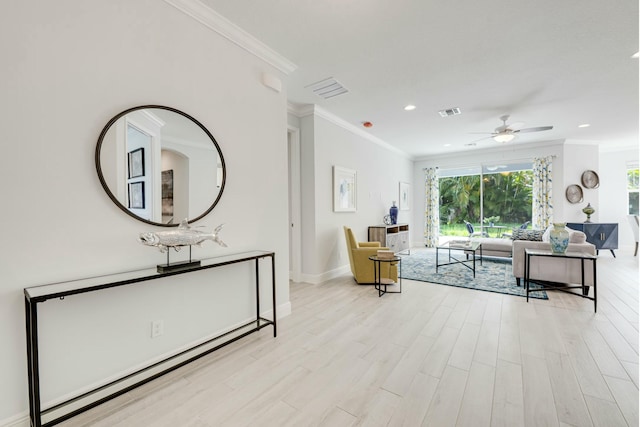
(468, 135, 495, 143)
(468, 132, 495, 135)
(514, 126, 553, 134)
(508, 121, 525, 130)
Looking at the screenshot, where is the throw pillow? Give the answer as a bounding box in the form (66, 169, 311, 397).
(511, 228, 544, 241)
(541, 225, 585, 243)
(569, 230, 587, 243)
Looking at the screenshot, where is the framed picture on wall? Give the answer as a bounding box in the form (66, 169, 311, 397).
(399, 182, 410, 210)
(128, 181, 145, 209)
(333, 166, 357, 212)
(128, 147, 145, 178)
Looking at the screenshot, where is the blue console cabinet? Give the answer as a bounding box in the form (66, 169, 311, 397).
(567, 222, 618, 257)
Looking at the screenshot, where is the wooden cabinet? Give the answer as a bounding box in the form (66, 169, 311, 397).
(567, 222, 618, 257)
(368, 224, 410, 254)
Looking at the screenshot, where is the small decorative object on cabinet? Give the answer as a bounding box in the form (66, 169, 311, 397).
(549, 223, 570, 254)
(567, 222, 618, 257)
(369, 223, 410, 254)
(389, 201, 398, 224)
(138, 220, 227, 272)
(582, 203, 595, 222)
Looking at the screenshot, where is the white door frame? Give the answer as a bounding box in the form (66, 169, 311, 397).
(288, 125, 302, 282)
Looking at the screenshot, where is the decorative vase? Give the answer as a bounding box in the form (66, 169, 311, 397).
(549, 223, 570, 254)
(389, 201, 398, 225)
(582, 203, 595, 223)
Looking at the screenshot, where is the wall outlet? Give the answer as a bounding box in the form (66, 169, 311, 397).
(151, 320, 164, 338)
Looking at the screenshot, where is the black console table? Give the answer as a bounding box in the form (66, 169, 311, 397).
(24, 250, 276, 427)
(567, 222, 618, 257)
(524, 248, 597, 312)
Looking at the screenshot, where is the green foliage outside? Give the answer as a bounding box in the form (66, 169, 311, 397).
(628, 168, 639, 189)
(628, 168, 639, 215)
(439, 171, 533, 236)
(440, 222, 524, 237)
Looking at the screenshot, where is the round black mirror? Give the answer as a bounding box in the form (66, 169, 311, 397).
(96, 105, 225, 226)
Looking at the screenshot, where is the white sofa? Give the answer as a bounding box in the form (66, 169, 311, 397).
(512, 230, 596, 291)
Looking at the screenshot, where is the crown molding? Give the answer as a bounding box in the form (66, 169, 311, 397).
(287, 103, 410, 159)
(287, 103, 314, 117)
(164, 0, 297, 75)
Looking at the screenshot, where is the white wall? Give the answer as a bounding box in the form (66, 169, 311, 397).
(0, 1, 290, 423)
(561, 142, 599, 223)
(600, 147, 640, 251)
(290, 108, 413, 283)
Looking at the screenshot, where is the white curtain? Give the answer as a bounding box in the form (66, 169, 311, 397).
(532, 156, 554, 229)
(424, 167, 439, 247)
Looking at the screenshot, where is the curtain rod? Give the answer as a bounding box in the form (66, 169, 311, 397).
(422, 154, 559, 171)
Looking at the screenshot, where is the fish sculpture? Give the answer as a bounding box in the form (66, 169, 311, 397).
(139, 220, 227, 252)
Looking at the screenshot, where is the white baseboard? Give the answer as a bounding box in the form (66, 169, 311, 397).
(2, 301, 292, 427)
(262, 301, 292, 320)
(0, 413, 29, 427)
(300, 265, 350, 284)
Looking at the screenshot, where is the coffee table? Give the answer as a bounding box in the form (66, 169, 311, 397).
(436, 240, 483, 278)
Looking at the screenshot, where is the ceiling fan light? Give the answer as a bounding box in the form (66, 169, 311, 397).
(493, 133, 515, 143)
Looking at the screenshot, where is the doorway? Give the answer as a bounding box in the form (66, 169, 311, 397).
(288, 126, 302, 282)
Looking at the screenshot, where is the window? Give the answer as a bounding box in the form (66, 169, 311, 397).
(628, 163, 639, 215)
(438, 162, 533, 237)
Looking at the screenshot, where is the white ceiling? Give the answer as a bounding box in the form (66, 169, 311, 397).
(200, 0, 638, 159)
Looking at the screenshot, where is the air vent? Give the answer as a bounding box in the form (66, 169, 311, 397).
(306, 77, 349, 99)
(438, 107, 461, 117)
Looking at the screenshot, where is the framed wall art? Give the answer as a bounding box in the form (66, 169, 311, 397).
(128, 147, 145, 178)
(333, 166, 357, 212)
(399, 182, 410, 210)
(128, 181, 145, 209)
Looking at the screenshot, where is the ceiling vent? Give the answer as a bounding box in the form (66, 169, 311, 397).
(306, 77, 349, 99)
(438, 107, 461, 117)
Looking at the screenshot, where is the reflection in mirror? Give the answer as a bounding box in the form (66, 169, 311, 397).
(96, 106, 225, 227)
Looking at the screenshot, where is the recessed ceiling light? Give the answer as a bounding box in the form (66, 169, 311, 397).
(578, 123, 591, 128)
(404, 104, 416, 111)
(443, 143, 451, 147)
(632, 52, 639, 59)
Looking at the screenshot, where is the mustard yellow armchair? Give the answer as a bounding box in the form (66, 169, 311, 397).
(343, 226, 398, 284)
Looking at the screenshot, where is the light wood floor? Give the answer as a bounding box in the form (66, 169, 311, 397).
(61, 249, 639, 427)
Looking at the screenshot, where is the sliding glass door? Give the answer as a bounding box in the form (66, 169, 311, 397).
(438, 162, 533, 237)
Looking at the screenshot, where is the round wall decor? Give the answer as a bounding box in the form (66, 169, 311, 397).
(565, 184, 584, 203)
(581, 170, 600, 189)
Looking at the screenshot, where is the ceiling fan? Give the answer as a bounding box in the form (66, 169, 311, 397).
(472, 115, 553, 143)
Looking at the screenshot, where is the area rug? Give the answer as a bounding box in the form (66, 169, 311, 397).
(399, 249, 548, 299)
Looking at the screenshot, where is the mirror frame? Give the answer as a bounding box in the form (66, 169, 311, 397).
(95, 105, 226, 227)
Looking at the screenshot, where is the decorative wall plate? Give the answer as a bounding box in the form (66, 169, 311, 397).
(581, 170, 600, 189)
(565, 184, 584, 204)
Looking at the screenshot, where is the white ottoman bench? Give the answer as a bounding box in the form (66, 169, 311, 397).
(474, 237, 512, 258)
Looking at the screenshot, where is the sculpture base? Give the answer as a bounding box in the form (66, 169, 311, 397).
(157, 260, 201, 273)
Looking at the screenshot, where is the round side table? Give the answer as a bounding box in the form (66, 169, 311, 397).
(368, 255, 402, 297)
